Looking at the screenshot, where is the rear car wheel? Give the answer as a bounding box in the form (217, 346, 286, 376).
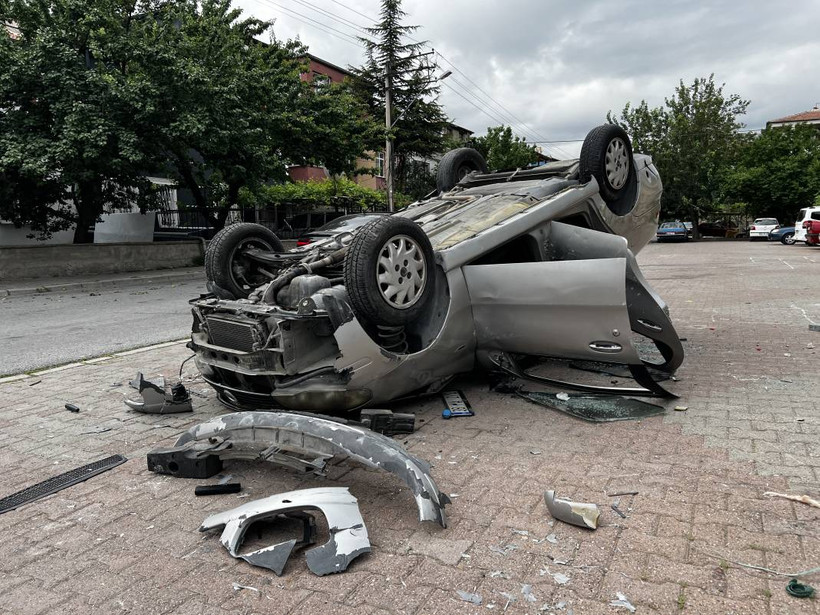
(344, 216, 434, 327)
(781, 232, 795, 245)
(205, 223, 283, 299)
(436, 148, 489, 192)
(580, 124, 637, 215)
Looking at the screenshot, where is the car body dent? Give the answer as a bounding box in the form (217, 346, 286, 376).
(151, 411, 450, 527)
(200, 487, 369, 576)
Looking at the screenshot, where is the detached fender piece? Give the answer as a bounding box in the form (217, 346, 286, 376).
(147, 411, 450, 527)
(200, 487, 368, 576)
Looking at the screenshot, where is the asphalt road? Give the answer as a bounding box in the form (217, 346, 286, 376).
(0, 276, 206, 376)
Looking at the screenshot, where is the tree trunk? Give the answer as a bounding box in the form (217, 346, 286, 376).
(171, 150, 217, 228)
(72, 180, 104, 244)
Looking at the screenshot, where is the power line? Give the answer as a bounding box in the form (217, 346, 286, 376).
(254, 0, 370, 47)
(441, 81, 513, 130)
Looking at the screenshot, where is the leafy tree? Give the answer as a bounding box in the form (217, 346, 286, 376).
(0, 0, 164, 242)
(471, 125, 538, 171)
(140, 0, 380, 230)
(722, 124, 820, 222)
(1, 0, 381, 240)
(349, 0, 448, 193)
(608, 75, 749, 235)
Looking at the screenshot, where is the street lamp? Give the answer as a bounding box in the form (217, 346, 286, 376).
(385, 70, 452, 212)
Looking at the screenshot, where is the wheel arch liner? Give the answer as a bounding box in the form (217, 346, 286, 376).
(148, 411, 449, 527)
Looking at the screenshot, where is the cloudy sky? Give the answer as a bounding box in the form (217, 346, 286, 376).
(235, 0, 820, 158)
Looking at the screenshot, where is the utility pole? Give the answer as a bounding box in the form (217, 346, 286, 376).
(384, 64, 394, 212)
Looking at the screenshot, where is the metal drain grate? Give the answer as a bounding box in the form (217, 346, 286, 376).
(0, 454, 127, 514)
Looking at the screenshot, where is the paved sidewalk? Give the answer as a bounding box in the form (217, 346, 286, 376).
(0, 241, 818, 614)
(0, 266, 205, 297)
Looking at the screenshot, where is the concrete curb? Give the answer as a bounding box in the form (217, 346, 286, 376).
(1, 269, 204, 297)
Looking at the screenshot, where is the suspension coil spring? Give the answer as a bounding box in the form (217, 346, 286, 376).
(377, 325, 408, 354)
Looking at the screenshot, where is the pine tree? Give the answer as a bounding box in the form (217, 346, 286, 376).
(349, 0, 448, 194)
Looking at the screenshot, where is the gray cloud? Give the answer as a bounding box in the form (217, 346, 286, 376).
(239, 0, 820, 155)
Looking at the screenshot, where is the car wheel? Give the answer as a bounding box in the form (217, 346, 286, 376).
(344, 216, 435, 327)
(580, 124, 637, 216)
(436, 148, 489, 192)
(206, 223, 283, 299)
(781, 233, 796, 245)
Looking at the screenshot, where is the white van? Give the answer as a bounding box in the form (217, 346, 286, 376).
(794, 206, 820, 243)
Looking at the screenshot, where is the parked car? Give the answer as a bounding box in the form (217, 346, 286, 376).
(794, 207, 820, 243)
(749, 217, 780, 240)
(296, 213, 389, 247)
(683, 221, 693, 237)
(656, 221, 689, 242)
(194, 124, 683, 413)
(768, 226, 796, 244)
(698, 220, 737, 237)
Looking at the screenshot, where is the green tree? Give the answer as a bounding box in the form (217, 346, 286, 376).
(471, 125, 538, 171)
(141, 0, 379, 230)
(608, 75, 749, 235)
(349, 0, 449, 193)
(0, 0, 164, 242)
(722, 124, 820, 221)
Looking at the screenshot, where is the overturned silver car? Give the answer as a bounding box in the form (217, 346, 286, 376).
(190, 125, 683, 411)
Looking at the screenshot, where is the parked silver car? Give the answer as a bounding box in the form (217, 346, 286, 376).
(190, 124, 683, 411)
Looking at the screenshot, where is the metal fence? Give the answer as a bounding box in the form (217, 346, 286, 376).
(152, 199, 389, 240)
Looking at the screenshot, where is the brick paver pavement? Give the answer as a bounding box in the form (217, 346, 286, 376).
(0, 240, 817, 614)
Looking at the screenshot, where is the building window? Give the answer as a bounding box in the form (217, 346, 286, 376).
(376, 151, 385, 178)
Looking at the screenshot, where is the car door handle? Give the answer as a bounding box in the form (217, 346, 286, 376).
(588, 341, 623, 353)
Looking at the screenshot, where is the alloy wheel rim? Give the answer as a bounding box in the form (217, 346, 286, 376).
(605, 137, 629, 189)
(376, 234, 427, 309)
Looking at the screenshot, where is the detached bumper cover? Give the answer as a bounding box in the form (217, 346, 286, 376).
(147, 411, 450, 526)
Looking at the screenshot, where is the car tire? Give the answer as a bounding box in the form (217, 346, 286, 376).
(436, 148, 489, 192)
(579, 124, 637, 216)
(781, 233, 795, 245)
(344, 216, 435, 327)
(205, 223, 283, 299)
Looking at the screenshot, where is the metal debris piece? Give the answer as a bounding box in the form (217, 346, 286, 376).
(544, 490, 600, 529)
(530, 449, 542, 455)
(607, 490, 639, 497)
(0, 454, 127, 515)
(442, 390, 474, 419)
(231, 583, 259, 593)
(148, 411, 450, 527)
(763, 491, 820, 509)
(611, 503, 627, 519)
(358, 408, 415, 435)
(201, 487, 366, 576)
(521, 585, 536, 602)
(28, 380, 41, 387)
(519, 391, 665, 422)
(456, 590, 482, 605)
(124, 372, 192, 414)
(609, 592, 636, 612)
(545, 533, 559, 544)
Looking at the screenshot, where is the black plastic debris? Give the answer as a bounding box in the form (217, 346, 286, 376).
(0, 454, 127, 514)
(359, 409, 415, 435)
(517, 391, 666, 422)
(65, 403, 80, 413)
(195, 483, 242, 496)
